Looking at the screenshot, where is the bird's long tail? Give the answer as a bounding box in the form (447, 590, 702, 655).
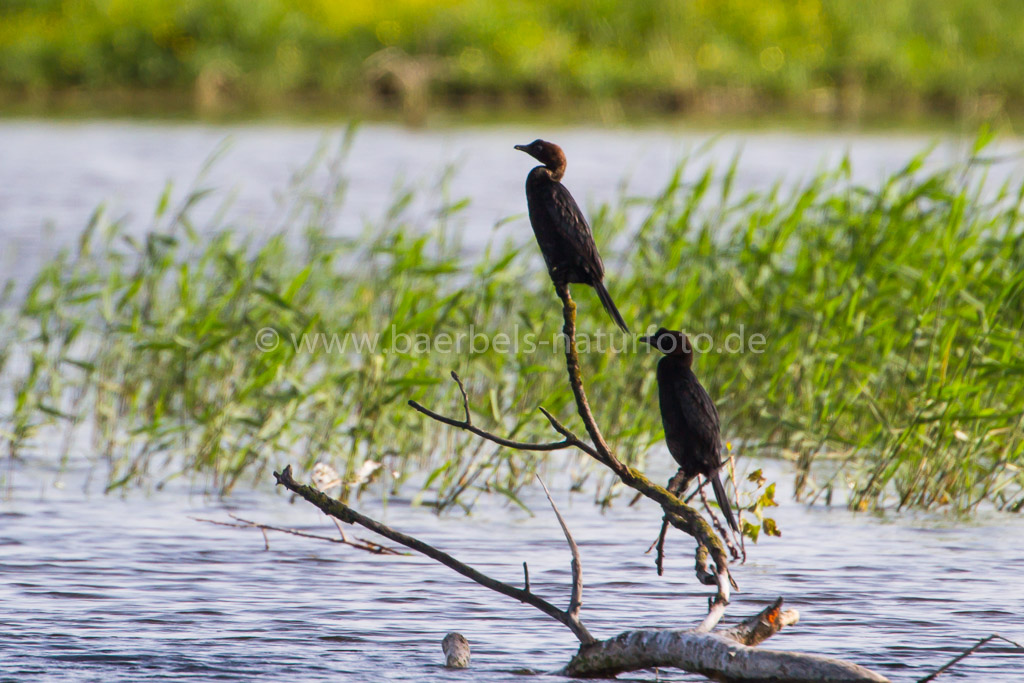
(711, 470, 739, 532)
(592, 279, 629, 333)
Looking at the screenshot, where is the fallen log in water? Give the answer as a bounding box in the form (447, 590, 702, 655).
(275, 465, 889, 682)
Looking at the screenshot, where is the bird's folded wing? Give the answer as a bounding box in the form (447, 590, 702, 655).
(541, 182, 605, 278)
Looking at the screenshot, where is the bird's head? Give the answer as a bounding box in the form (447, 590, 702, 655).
(640, 327, 693, 365)
(514, 139, 567, 176)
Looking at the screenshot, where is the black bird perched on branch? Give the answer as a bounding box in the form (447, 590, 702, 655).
(514, 139, 629, 333)
(640, 328, 738, 531)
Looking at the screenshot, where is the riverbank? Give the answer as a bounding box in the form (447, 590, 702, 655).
(0, 85, 1016, 133)
(3, 1, 1024, 127)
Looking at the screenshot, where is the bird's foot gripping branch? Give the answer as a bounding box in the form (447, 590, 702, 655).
(277, 280, 889, 681)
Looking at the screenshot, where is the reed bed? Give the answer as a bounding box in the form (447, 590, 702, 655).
(2, 134, 1022, 513)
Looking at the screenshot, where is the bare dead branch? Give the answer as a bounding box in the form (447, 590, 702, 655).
(409, 283, 735, 606)
(537, 475, 583, 620)
(271, 282, 891, 682)
(650, 515, 669, 576)
(698, 480, 741, 561)
(442, 632, 471, 669)
(275, 469, 888, 680)
(408, 374, 574, 452)
(727, 448, 748, 563)
(917, 633, 1024, 682)
(649, 470, 691, 575)
(563, 616, 888, 682)
(538, 406, 601, 459)
(192, 513, 404, 555)
(693, 545, 718, 587)
(719, 598, 799, 646)
(452, 370, 471, 422)
(274, 465, 596, 644)
(554, 282, 621, 471)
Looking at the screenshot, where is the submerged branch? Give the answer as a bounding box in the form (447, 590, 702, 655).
(274, 465, 596, 644)
(917, 633, 1024, 683)
(192, 513, 404, 555)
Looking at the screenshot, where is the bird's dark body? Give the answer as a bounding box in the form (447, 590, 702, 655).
(524, 167, 605, 286)
(642, 327, 738, 532)
(656, 356, 723, 479)
(515, 139, 628, 332)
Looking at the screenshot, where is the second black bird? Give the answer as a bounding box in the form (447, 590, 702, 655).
(514, 139, 629, 333)
(641, 327, 738, 531)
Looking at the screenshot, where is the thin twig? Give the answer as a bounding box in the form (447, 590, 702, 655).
(698, 482, 740, 562)
(652, 515, 669, 576)
(917, 633, 1024, 682)
(452, 370, 471, 422)
(330, 517, 349, 543)
(523, 562, 530, 593)
(538, 406, 601, 459)
(727, 448, 747, 564)
(647, 471, 689, 575)
(274, 465, 596, 644)
(191, 513, 404, 555)
(408, 377, 573, 453)
(537, 475, 583, 620)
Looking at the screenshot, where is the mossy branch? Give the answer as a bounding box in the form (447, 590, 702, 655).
(554, 281, 733, 604)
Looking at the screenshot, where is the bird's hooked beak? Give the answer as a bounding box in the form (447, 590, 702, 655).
(638, 335, 653, 346)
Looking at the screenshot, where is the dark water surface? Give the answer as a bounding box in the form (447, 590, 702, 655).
(2, 122, 1024, 680)
(2, 460, 1023, 682)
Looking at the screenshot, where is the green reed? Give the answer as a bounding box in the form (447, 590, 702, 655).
(2, 134, 1022, 513)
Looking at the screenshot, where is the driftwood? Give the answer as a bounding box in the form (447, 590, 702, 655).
(272, 281, 892, 681)
(274, 462, 884, 682)
(442, 632, 471, 668)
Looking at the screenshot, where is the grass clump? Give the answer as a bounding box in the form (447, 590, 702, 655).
(2, 133, 1022, 513)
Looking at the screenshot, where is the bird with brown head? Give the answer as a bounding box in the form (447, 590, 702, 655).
(515, 139, 629, 333)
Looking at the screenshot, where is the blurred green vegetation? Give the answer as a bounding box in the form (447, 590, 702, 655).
(2, 0, 1024, 119)
(2, 133, 1022, 512)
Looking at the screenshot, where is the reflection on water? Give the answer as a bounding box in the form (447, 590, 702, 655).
(2, 459, 1023, 682)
